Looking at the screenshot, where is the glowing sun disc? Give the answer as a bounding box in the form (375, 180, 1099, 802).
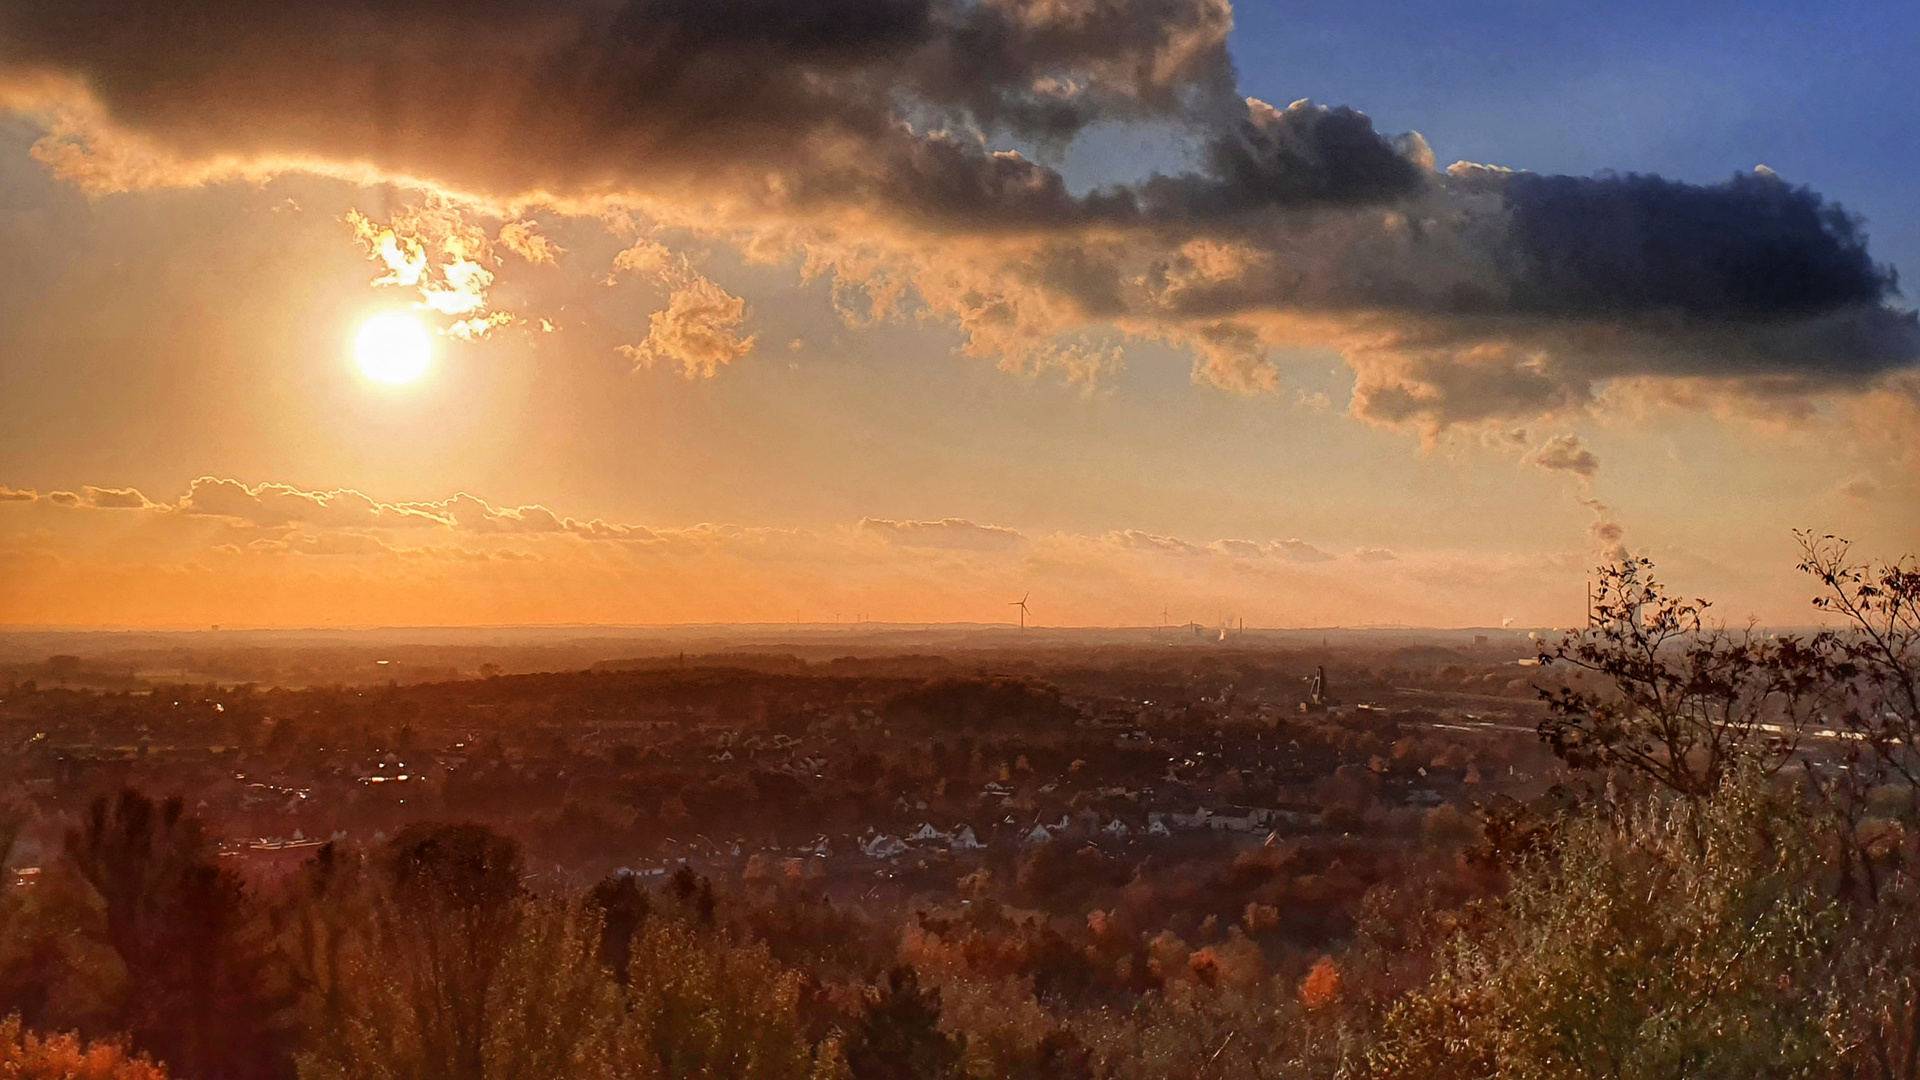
(354, 312, 433, 384)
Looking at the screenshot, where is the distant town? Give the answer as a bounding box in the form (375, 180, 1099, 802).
(0, 627, 1568, 950)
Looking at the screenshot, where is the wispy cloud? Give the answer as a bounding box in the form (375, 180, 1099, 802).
(858, 518, 1028, 552)
(0, 474, 1605, 627)
(1527, 434, 1601, 478)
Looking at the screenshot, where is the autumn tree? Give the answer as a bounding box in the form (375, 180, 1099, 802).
(294, 823, 525, 1080)
(300, 869, 832, 1080)
(1536, 557, 1829, 796)
(844, 966, 959, 1080)
(1798, 532, 1920, 799)
(588, 870, 651, 985)
(0, 793, 130, 1040)
(63, 789, 294, 1079)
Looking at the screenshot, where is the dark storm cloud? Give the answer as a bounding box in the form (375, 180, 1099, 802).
(1140, 98, 1430, 218)
(1142, 166, 1902, 330)
(1129, 163, 1918, 427)
(0, 0, 1449, 232)
(846, 94, 1429, 229)
(1, 0, 1914, 426)
(1502, 170, 1894, 320)
(0, 0, 1249, 210)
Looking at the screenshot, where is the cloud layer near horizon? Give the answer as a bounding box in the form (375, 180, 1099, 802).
(0, 475, 1658, 628)
(1, 0, 1915, 436)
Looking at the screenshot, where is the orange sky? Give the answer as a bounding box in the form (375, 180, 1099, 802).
(0, 1, 1914, 629)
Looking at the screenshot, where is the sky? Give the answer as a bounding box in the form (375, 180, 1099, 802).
(0, 0, 1913, 630)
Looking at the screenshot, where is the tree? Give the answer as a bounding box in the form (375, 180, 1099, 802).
(588, 871, 651, 986)
(295, 823, 525, 1080)
(298, 878, 834, 1080)
(844, 967, 959, 1080)
(1536, 557, 1828, 796)
(1798, 532, 1920, 799)
(64, 789, 294, 1079)
(614, 920, 829, 1080)
(0, 862, 129, 1039)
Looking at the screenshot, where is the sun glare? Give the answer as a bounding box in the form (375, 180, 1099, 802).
(354, 311, 433, 385)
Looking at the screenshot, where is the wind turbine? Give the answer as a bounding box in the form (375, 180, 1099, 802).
(1009, 593, 1031, 630)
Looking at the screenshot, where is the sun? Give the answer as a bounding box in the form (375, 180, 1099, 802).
(353, 311, 433, 384)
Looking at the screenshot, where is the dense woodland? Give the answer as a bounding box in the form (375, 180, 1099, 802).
(0, 534, 1913, 1079)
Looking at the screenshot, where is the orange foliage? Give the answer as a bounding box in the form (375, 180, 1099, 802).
(1299, 956, 1343, 1010)
(0, 1017, 168, 1079)
(1187, 949, 1221, 985)
(1243, 902, 1280, 934)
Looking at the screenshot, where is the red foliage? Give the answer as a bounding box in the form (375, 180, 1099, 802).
(0, 1017, 168, 1079)
(1300, 956, 1342, 1010)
